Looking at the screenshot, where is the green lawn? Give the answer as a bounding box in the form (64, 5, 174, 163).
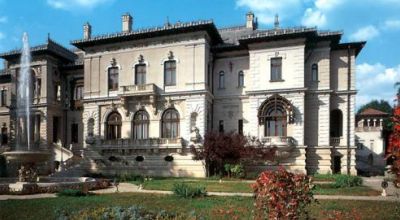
(0, 193, 399, 220)
(133, 179, 380, 196)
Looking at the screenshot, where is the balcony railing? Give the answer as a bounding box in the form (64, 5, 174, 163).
(261, 136, 296, 146)
(355, 127, 382, 132)
(330, 137, 342, 146)
(119, 84, 157, 97)
(95, 138, 183, 149)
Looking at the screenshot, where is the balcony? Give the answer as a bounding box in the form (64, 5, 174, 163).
(119, 84, 157, 97)
(260, 136, 296, 152)
(94, 138, 183, 153)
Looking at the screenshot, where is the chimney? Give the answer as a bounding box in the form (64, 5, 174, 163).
(274, 14, 280, 29)
(246, 11, 255, 30)
(122, 13, 133, 33)
(83, 22, 92, 40)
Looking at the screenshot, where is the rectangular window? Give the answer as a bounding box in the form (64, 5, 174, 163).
(219, 120, 224, 133)
(238, 119, 243, 135)
(108, 67, 119, 91)
(238, 71, 244, 87)
(74, 85, 84, 100)
(71, 123, 79, 144)
(1, 90, 6, 107)
(164, 61, 176, 86)
(135, 64, 146, 85)
(270, 57, 282, 81)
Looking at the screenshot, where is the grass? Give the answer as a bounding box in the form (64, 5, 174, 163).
(132, 178, 380, 196)
(0, 193, 399, 220)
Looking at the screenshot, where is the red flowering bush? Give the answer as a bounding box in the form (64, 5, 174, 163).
(252, 167, 314, 220)
(387, 105, 400, 187)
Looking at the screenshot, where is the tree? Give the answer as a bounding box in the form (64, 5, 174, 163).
(357, 99, 393, 115)
(191, 132, 276, 177)
(387, 84, 400, 187)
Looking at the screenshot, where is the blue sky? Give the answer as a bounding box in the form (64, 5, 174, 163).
(0, 0, 399, 109)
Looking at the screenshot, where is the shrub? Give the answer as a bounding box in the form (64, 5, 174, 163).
(252, 167, 315, 220)
(55, 205, 191, 220)
(224, 163, 245, 178)
(333, 175, 363, 188)
(117, 173, 144, 183)
(172, 182, 207, 198)
(57, 189, 87, 197)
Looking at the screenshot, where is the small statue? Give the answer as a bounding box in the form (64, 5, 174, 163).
(190, 127, 201, 143)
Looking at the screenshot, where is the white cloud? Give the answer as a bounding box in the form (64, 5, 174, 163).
(236, 0, 303, 25)
(314, 0, 344, 10)
(0, 16, 7, 23)
(349, 25, 380, 41)
(383, 19, 400, 29)
(47, 0, 113, 10)
(301, 8, 326, 27)
(356, 62, 400, 108)
(0, 32, 5, 40)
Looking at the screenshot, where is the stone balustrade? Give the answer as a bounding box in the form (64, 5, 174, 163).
(95, 137, 183, 149)
(119, 83, 157, 97)
(330, 137, 342, 146)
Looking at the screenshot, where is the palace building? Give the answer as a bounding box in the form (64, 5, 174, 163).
(0, 12, 365, 177)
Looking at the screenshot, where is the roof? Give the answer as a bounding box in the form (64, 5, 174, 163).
(358, 108, 389, 116)
(71, 20, 223, 50)
(0, 38, 77, 62)
(333, 41, 366, 56)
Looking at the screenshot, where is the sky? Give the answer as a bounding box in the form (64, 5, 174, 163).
(0, 0, 399, 109)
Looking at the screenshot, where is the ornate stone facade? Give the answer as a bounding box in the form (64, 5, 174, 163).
(0, 12, 365, 177)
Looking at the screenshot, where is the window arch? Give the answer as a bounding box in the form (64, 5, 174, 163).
(108, 67, 119, 91)
(135, 64, 146, 85)
(161, 108, 179, 138)
(218, 71, 225, 89)
(238, 71, 244, 87)
(133, 110, 149, 139)
(106, 112, 121, 140)
(164, 60, 176, 86)
(311, 63, 318, 81)
(258, 95, 294, 137)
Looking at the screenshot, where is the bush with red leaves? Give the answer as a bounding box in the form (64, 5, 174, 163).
(252, 167, 314, 220)
(387, 105, 400, 187)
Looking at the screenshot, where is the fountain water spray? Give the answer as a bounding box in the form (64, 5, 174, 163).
(17, 32, 32, 150)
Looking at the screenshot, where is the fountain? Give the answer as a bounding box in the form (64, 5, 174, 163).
(2, 33, 50, 190)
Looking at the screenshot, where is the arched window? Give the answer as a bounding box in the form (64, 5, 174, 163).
(330, 109, 343, 137)
(238, 71, 244, 87)
(108, 67, 119, 91)
(133, 110, 149, 140)
(218, 71, 225, 89)
(164, 60, 176, 86)
(161, 109, 179, 138)
(311, 63, 318, 81)
(258, 95, 293, 137)
(106, 112, 121, 140)
(135, 64, 146, 85)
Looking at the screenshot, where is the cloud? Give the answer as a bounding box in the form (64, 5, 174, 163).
(383, 19, 400, 29)
(0, 16, 7, 23)
(47, 0, 113, 10)
(236, 0, 303, 25)
(356, 62, 400, 108)
(349, 25, 380, 41)
(0, 32, 4, 40)
(301, 8, 326, 27)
